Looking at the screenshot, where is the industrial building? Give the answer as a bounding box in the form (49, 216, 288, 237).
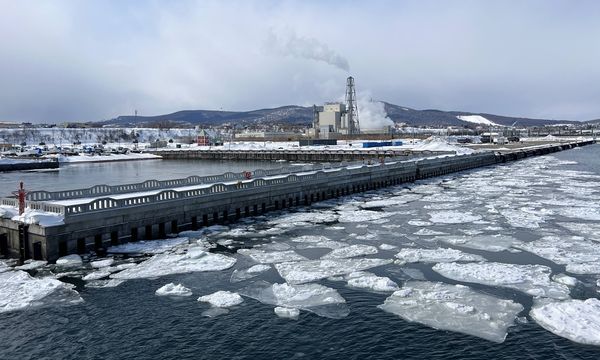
(310, 76, 361, 139)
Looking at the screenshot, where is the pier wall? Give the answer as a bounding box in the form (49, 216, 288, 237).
(0, 140, 594, 262)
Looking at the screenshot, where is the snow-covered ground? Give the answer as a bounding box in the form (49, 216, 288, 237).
(456, 115, 499, 126)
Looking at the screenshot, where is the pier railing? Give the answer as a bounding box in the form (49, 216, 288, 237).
(3, 152, 501, 218)
(24, 153, 437, 202)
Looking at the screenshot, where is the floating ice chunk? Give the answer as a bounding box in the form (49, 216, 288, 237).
(107, 238, 189, 255)
(346, 272, 399, 292)
(90, 258, 114, 268)
(378, 281, 524, 343)
(56, 254, 83, 267)
(269, 211, 338, 226)
(15, 260, 47, 271)
(566, 263, 600, 275)
(338, 210, 395, 223)
(395, 248, 485, 265)
(379, 243, 397, 250)
(361, 197, 414, 209)
(530, 298, 600, 346)
(558, 222, 600, 241)
(155, 283, 192, 297)
(230, 264, 271, 283)
(515, 236, 600, 274)
(240, 282, 347, 318)
(558, 207, 600, 221)
(321, 245, 378, 259)
(429, 211, 481, 224)
(436, 235, 522, 252)
(111, 249, 236, 280)
(0, 270, 82, 313)
(198, 291, 243, 307)
(500, 209, 546, 229)
(85, 279, 125, 288)
(274, 306, 300, 319)
(289, 235, 346, 250)
(432, 262, 570, 299)
(552, 274, 578, 287)
(414, 229, 447, 236)
(408, 220, 432, 226)
(82, 270, 111, 281)
(237, 249, 307, 264)
(275, 258, 392, 284)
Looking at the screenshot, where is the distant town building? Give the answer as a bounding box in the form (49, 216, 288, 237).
(197, 129, 211, 146)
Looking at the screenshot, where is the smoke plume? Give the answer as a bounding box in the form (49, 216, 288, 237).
(264, 29, 350, 71)
(357, 99, 394, 130)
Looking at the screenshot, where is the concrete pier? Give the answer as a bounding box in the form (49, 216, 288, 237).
(146, 148, 452, 162)
(0, 140, 594, 262)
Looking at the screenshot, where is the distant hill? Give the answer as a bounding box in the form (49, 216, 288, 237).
(101, 103, 591, 128)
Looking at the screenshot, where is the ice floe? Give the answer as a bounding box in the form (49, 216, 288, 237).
(379, 281, 523, 343)
(111, 248, 236, 280)
(321, 244, 378, 259)
(530, 298, 600, 345)
(56, 254, 83, 267)
(436, 235, 522, 252)
(379, 243, 398, 250)
(557, 207, 600, 221)
(274, 306, 300, 319)
(230, 264, 271, 283)
(432, 262, 570, 299)
(240, 282, 348, 318)
(198, 291, 243, 307)
(15, 260, 47, 271)
(107, 238, 189, 255)
(408, 220, 432, 227)
(414, 228, 447, 236)
(500, 209, 546, 229)
(85, 279, 125, 288)
(90, 258, 114, 268)
(237, 249, 307, 264)
(552, 274, 578, 287)
(155, 283, 192, 297)
(516, 236, 600, 274)
(429, 211, 482, 224)
(345, 271, 399, 292)
(82, 270, 111, 281)
(395, 248, 485, 265)
(0, 270, 82, 313)
(338, 210, 395, 223)
(275, 258, 392, 284)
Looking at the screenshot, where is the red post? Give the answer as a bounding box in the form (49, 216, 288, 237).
(17, 182, 26, 216)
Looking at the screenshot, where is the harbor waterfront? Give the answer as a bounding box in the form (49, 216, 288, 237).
(0, 142, 599, 359)
(0, 140, 593, 262)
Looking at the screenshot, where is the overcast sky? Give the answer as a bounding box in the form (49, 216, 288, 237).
(1, 0, 600, 123)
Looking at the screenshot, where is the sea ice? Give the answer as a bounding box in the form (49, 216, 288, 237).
(338, 210, 395, 223)
(395, 248, 485, 265)
(268, 211, 338, 226)
(274, 306, 300, 319)
(237, 249, 307, 264)
(552, 274, 578, 287)
(515, 236, 600, 274)
(436, 235, 522, 252)
(0, 270, 82, 313)
(500, 209, 546, 229)
(111, 248, 236, 280)
(230, 264, 271, 282)
(15, 260, 47, 271)
(240, 282, 348, 318)
(379, 281, 523, 343)
(56, 254, 83, 267)
(85, 279, 125, 288)
(321, 244, 378, 259)
(379, 243, 397, 250)
(107, 237, 189, 255)
(82, 270, 111, 281)
(90, 258, 114, 268)
(429, 211, 482, 224)
(408, 220, 432, 227)
(275, 258, 392, 284)
(557, 207, 600, 221)
(198, 291, 243, 307)
(155, 283, 193, 297)
(530, 298, 600, 345)
(432, 262, 570, 299)
(414, 229, 447, 236)
(346, 272, 399, 292)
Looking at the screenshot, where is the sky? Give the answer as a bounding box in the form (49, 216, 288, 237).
(1, 0, 600, 123)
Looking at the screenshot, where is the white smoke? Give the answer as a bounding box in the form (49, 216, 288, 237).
(357, 99, 394, 130)
(264, 29, 350, 71)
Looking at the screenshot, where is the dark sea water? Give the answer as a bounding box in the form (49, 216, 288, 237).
(1, 145, 600, 360)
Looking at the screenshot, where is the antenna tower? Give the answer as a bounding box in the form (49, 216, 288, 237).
(345, 76, 360, 134)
